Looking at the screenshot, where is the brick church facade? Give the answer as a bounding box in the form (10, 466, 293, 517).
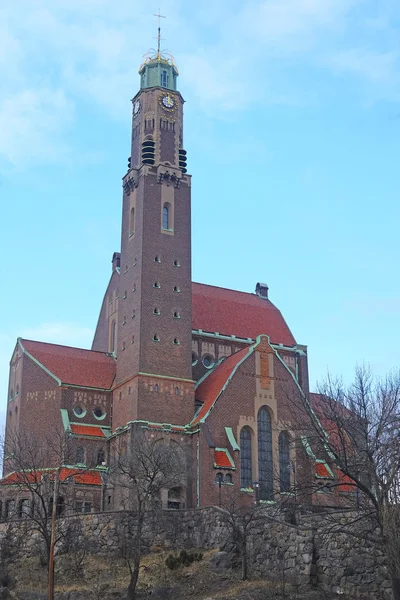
(1, 45, 346, 519)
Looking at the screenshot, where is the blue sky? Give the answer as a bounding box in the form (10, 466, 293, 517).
(1, 0, 400, 432)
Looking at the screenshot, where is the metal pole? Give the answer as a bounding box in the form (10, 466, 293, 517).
(48, 469, 59, 600)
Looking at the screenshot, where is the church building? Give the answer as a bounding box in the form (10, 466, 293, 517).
(1, 41, 343, 518)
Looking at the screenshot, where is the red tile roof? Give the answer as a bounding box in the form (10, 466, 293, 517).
(336, 469, 357, 493)
(1, 468, 102, 487)
(192, 283, 296, 346)
(59, 468, 102, 486)
(193, 346, 251, 425)
(21, 339, 115, 389)
(70, 424, 105, 437)
(214, 449, 235, 469)
(315, 462, 333, 478)
(310, 393, 354, 455)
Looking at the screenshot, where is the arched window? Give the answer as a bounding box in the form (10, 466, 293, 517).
(240, 427, 252, 488)
(258, 407, 273, 500)
(161, 70, 168, 88)
(162, 204, 170, 230)
(76, 447, 85, 464)
(279, 431, 291, 492)
(225, 473, 232, 484)
(215, 472, 223, 484)
(129, 206, 135, 236)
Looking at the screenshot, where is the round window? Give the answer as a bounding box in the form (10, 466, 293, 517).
(202, 354, 215, 369)
(192, 352, 198, 366)
(93, 408, 106, 420)
(73, 406, 86, 418)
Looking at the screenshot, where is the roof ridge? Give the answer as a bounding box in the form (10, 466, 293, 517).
(20, 338, 114, 357)
(192, 281, 259, 297)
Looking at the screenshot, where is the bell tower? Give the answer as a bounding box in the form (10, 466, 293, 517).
(113, 35, 194, 428)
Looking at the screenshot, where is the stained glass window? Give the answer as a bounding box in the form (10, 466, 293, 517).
(258, 407, 273, 500)
(279, 431, 291, 492)
(240, 427, 252, 488)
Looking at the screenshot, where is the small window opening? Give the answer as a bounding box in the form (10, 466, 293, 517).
(94, 408, 104, 418)
(175, 387, 179, 395)
(122, 316, 126, 325)
(132, 310, 136, 319)
(154, 307, 160, 315)
(97, 449, 105, 466)
(154, 384, 159, 392)
(202, 354, 214, 369)
(131, 335, 135, 344)
(173, 338, 180, 345)
(154, 282, 160, 289)
(215, 473, 223, 484)
(173, 259, 180, 267)
(153, 334, 160, 342)
(76, 447, 85, 464)
(122, 341, 126, 351)
(173, 285, 180, 293)
(173, 311, 180, 319)
(154, 256, 161, 263)
(123, 290, 127, 298)
(225, 473, 233, 484)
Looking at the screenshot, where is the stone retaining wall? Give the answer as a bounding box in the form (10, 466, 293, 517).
(0, 507, 394, 599)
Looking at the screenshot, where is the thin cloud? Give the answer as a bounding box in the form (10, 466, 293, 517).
(1, 0, 399, 168)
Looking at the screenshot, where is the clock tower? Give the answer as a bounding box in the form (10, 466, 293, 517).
(113, 46, 194, 428)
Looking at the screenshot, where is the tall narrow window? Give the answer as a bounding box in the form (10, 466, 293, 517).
(161, 70, 168, 88)
(162, 204, 170, 230)
(240, 427, 252, 488)
(279, 431, 291, 492)
(111, 321, 116, 354)
(129, 206, 135, 236)
(258, 407, 273, 500)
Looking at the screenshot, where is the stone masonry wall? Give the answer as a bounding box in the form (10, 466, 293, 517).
(0, 507, 394, 599)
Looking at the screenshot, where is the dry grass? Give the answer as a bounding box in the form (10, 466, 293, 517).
(4, 549, 329, 600)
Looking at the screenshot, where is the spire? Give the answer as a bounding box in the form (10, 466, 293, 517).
(153, 9, 166, 59)
(138, 12, 179, 92)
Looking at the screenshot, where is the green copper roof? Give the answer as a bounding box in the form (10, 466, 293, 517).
(139, 53, 178, 91)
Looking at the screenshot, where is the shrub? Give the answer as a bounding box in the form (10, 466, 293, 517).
(165, 550, 203, 570)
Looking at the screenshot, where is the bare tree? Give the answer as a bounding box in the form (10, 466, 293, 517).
(110, 427, 186, 600)
(303, 366, 400, 599)
(0, 429, 93, 600)
(219, 489, 278, 581)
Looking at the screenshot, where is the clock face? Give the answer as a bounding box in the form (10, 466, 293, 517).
(160, 93, 177, 111)
(133, 100, 141, 115)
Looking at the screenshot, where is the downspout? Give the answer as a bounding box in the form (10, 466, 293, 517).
(197, 431, 200, 508)
(295, 351, 299, 382)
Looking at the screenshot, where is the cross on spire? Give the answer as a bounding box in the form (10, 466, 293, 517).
(153, 9, 166, 57)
